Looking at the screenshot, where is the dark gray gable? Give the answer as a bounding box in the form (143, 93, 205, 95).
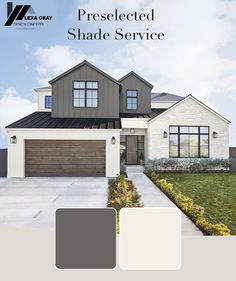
(49, 60, 120, 85)
(119, 71, 153, 88)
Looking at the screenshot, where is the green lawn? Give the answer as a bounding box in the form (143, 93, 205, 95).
(158, 173, 236, 235)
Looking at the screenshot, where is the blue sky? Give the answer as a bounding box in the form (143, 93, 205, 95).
(0, 0, 236, 148)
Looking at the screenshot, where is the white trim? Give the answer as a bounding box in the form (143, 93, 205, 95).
(149, 95, 230, 124)
(121, 118, 149, 129)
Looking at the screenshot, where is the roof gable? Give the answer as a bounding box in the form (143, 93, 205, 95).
(149, 95, 230, 124)
(49, 60, 120, 85)
(119, 71, 153, 88)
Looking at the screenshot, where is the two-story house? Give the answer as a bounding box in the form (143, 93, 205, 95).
(6, 60, 230, 177)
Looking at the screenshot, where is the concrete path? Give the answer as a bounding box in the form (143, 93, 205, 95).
(126, 166, 203, 236)
(0, 177, 108, 229)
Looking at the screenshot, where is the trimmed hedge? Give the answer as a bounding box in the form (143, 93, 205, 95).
(145, 158, 230, 172)
(145, 169, 231, 236)
(107, 175, 143, 233)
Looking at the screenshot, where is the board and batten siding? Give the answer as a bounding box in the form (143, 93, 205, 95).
(119, 74, 152, 114)
(51, 64, 120, 118)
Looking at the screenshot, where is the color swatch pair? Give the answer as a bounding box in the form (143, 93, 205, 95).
(56, 208, 181, 270)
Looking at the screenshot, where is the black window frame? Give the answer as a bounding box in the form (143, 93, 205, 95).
(120, 135, 145, 164)
(126, 90, 138, 110)
(45, 95, 52, 109)
(169, 125, 209, 158)
(73, 81, 98, 108)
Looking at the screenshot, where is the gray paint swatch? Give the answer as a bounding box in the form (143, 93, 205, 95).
(56, 208, 116, 269)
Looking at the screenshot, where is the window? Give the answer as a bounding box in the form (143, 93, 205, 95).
(73, 81, 98, 108)
(45, 96, 52, 109)
(120, 135, 127, 163)
(127, 90, 137, 110)
(137, 135, 145, 164)
(169, 126, 209, 158)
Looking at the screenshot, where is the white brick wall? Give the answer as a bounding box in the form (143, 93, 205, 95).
(148, 97, 229, 160)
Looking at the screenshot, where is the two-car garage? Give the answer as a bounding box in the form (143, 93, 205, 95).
(6, 112, 121, 178)
(25, 140, 106, 177)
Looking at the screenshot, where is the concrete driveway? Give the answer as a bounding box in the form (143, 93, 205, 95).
(0, 177, 108, 229)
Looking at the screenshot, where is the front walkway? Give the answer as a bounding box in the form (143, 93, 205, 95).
(126, 166, 203, 236)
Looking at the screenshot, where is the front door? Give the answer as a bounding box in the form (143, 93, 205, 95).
(126, 136, 138, 164)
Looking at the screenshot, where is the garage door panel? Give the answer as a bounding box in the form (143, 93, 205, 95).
(26, 158, 105, 164)
(25, 140, 106, 177)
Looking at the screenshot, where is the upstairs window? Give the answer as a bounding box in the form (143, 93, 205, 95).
(127, 90, 138, 110)
(169, 126, 209, 158)
(73, 81, 98, 108)
(45, 96, 52, 109)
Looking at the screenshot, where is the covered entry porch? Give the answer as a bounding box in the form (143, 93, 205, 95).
(120, 128, 147, 165)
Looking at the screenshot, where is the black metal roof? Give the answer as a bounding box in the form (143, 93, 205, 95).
(6, 112, 121, 129)
(119, 108, 167, 118)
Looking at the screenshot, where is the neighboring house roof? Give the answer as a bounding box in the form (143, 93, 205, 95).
(120, 109, 166, 119)
(151, 92, 183, 102)
(149, 95, 231, 124)
(49, 60, 121, 85)
(119, 71, 153, 88)
(6, 112, 121, 129)
(34, 86, 51, 91)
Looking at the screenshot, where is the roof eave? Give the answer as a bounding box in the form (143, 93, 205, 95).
(48, 60, 121, 85)
(119, 71, 153, 88)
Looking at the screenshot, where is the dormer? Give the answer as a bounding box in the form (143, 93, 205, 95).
(34, 86, 52, 112)
(119, 71, 153, 114)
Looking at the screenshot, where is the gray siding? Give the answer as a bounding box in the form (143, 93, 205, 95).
(119, 74, 152, 113)
(52, 64, 119, 118)
(0, 149, 7, 177)
(230, 147, 236, 171)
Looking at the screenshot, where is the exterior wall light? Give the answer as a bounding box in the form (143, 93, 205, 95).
(10, 136, 17, 144)
(130, 128, 135, 134)
(163, 131, 168, 138)
(111, 136, 116, 144)
(212, 132, 218, 138)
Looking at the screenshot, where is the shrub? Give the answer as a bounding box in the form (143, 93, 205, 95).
(146, 169, 231, 236)
(145, 158, 230, 172)
(107, 175, 143, 212)
(107, 175, 143, 233)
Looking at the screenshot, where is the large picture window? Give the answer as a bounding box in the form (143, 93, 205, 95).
(127, 90, 137, 110)
(73, 81, 98, 108)
(169, 126, 209, 158)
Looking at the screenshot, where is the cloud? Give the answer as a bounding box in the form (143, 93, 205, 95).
(79, 0, 148, 12)
(0, 87, 36, 147)
(107, 0, 236, 106)
(34, 45, 98, 85)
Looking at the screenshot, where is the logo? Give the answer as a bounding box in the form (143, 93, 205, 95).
(5, 2, 52, 28)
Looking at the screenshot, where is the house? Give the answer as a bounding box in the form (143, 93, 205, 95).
(6, 60, 230, 177)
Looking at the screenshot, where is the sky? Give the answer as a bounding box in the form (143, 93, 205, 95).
(0, 0, 236, 147)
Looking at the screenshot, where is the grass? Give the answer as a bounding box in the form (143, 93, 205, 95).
(158, 172, 236, 235)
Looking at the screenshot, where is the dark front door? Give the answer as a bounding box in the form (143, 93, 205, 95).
(126, 136, 138, 164)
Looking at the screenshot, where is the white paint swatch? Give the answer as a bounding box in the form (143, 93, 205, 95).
(119, 208, 181, 270)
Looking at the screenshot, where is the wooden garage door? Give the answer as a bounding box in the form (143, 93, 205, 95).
(25, 140, 106, 177)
